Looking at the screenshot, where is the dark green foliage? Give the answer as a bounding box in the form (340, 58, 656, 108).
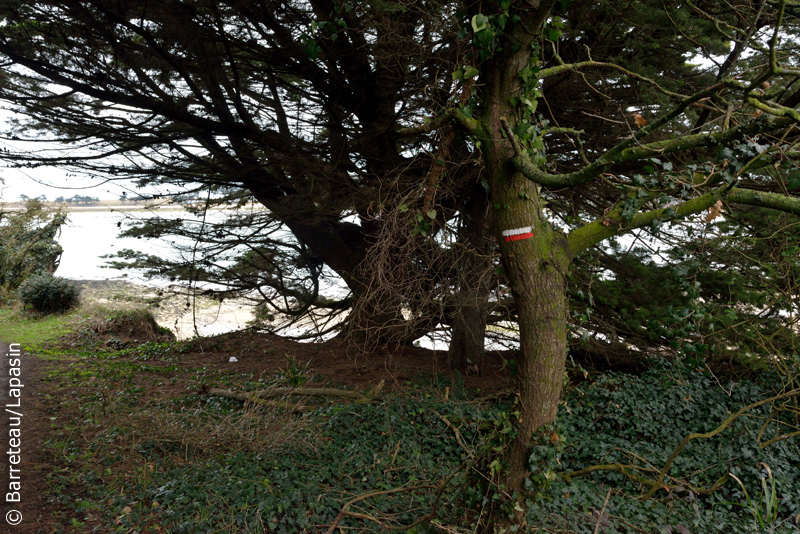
(0, 200, 66, 292)
(546, 361, 800, 532)
(49, 362, 800, 533)
(94, 396, 485, 534)
(18, 272, 80, 313)
(571, 206, 800, 372)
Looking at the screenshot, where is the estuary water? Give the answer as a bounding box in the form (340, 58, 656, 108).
(51, 208, 450, 347)
(53, 209, 261, 339)
(55, 209, 182, 282)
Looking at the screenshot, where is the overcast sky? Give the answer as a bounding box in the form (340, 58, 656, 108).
(0, 108, 167, 202)
(0, 166, 140, 201)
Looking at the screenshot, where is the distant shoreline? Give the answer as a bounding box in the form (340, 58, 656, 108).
(1, 200, 263, 213)
(1, 199, 182, 212)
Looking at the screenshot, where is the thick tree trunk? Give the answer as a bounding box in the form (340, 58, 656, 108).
(500, 233, 569, 494)
(478, 40, 571, 516)
(448, 297, 489, 370)
(490, 168, 571, 521)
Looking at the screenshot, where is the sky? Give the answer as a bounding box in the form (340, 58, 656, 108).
(0, 109, 169, 202)
(0, 166, 138, 202)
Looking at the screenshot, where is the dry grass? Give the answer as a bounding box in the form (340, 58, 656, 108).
(89, 389, 317, 465)
(57, 305, 175, 350)
(125, 401, 314, 457)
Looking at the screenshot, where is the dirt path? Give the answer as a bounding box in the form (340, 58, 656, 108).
(0, 343, 60, 534)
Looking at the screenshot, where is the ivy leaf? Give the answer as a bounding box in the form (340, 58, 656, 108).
(463, 66, 479, 79)
(451, 69, 464, 81)
(471, 13, 489, 33)
(426, 209, 437, 219)
(521, 98, 537, 113)
(473, 26, 496, 49)
(544, 27, 562, 41)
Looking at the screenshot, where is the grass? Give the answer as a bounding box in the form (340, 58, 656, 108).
(0, 307, 75, 349)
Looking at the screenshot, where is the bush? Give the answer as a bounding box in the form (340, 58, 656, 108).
(18, 273, 80, 313)
(0, 200, 66, 291)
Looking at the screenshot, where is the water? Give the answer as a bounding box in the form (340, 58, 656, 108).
(55, 209, 182, 282)
(53, 209, 261, 339)
(51, 209, 452, 347)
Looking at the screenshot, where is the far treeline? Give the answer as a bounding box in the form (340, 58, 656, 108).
(2, 0, 800, 527)
(16, 193, 100, 204)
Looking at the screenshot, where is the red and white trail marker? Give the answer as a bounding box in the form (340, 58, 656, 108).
(502, 226, 533, 242)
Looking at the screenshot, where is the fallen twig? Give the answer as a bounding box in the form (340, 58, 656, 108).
(204, 380, 385, 411)
(640, 387, 800, 500)
(561, 389, 800, 501)
(324, 460, 468, 534)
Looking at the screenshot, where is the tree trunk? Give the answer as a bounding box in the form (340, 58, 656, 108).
(448, 182, 493, 371)
(500, 231, 569, 495)
(448, 298, 489, 371)
(478, 42, 572, 516)
(491, 168, 571, 521)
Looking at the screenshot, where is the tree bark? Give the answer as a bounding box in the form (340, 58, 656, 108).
(448, 183, 493, 371)
(492, 170, 570, 508)
(448, 300, 488, 370)
(479, 80, 571, 522)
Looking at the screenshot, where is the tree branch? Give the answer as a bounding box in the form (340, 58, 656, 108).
(537, 61, 687, 99)
(568, 189, 724, 257)
(640, 388, 800, 500)
(395, 108, 478, 137)
(727, 188, 800, 216)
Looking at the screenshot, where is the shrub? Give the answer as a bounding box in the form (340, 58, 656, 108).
(18, 273, 80, 313)
(0, 200, 66, 291)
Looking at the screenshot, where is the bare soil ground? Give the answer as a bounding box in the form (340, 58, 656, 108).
(0, 343, 61, 534)
(179, 332, 514, 393)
